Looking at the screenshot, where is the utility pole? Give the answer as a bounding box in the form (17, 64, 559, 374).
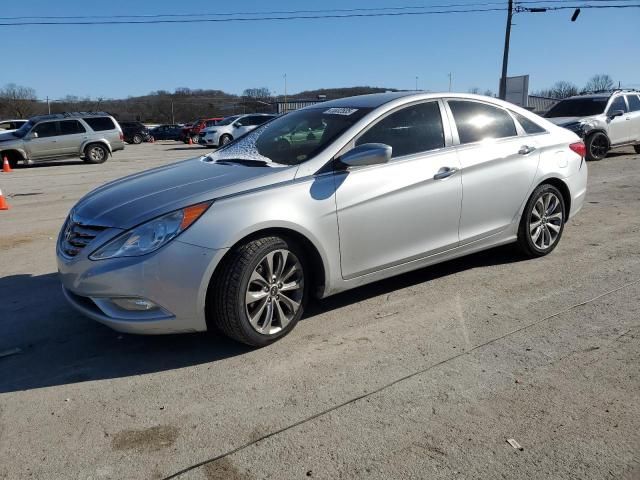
(448, 73, 452, 92)
(46, 96, 51, 114)
(171, 100, 175, 124)
(499, 0, 514, 100)
(284, 73, 288, 111)
(415, 76, 419, 91)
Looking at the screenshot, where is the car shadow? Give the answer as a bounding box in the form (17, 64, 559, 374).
(165, 146, 213, 152)
(0, 245, 524, 394)
(13, 160, 87, 169)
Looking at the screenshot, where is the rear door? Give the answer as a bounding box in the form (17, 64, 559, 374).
(445, 99, 541, 244)
(56, 120, 87, 156)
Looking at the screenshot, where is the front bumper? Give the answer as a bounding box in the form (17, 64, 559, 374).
(57, 237, 227, 334)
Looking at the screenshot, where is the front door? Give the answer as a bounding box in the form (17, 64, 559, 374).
(335, 101, 462, 279)
(25, 121, 62, 159)
(606, 96, 630, 145)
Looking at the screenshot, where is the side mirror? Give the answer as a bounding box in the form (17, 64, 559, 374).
(234, 123, 243, 128)
(608, 110, 624, 119)
(340, 143, 392, 167)
(30, 132, 39, 139)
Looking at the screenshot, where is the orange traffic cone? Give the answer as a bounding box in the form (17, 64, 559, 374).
(0, 188, 10, 210)
(188, 136, 193, 145)
(2, 156, 12, 173)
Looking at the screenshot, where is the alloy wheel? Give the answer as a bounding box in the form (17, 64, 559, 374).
(529, 192, 563, 250)
(245, 249, 304, 335)
(89, 146, 105, 162)
(589, 133, 608, 160)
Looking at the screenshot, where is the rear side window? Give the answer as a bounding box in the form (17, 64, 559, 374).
(357, 102, 445, 158)
(511, 111, 547, 135)
(59, 120, 86, 135)
(448, 100, 517, 144)
(83, 117, 116, 131)
(608, 96, 628, 114)
(626, 95, 640, 112)
(33, 121, 58, 138)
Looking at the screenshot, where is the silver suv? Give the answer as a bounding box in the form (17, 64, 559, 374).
(199, 114, 276, 147)
(0, 112, 125, 168)
(545, 89, 640, 161)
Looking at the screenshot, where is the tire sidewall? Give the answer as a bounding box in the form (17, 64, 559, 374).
(233, 237, 308, 347)
(84, 144, 108, 164)
(132, 134, 143, 144)
(219, 135, 232, 147)
(520, 184, 566, 257)
(586, 132, 608, 161)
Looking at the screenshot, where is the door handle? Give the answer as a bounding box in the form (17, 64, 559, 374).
(518, 145, 536, 155)
(433, 166, 458, 180)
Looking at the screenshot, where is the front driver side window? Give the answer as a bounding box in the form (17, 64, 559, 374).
(32, 122, 58, 138)
(608, 96, 628, 114)
(356, 102, 445, 158)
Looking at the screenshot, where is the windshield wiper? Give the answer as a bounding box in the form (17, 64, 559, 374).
(212, 158, 270, 167)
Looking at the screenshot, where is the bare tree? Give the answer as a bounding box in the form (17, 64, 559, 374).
(583, 74, 614, 93)
(242, 87, 271, 99)
(468, 87, 480, 94)
(0, 83, 38, 118)
(536, 81, 578, 99)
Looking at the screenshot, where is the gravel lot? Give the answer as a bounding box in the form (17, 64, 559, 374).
(0, 142, 638, 479)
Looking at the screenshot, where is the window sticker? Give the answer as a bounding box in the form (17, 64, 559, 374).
(323, 107, 359, 116)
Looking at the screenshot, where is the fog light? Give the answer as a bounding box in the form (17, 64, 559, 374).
(110, 297, 158, 311)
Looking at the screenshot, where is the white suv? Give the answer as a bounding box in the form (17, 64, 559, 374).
(199, 114, 276, 148)
(545, 90, 640, 160)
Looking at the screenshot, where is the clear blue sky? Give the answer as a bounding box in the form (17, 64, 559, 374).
(3, 0, 639, 100)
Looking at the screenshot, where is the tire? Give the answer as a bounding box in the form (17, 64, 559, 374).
(219, 134, 233, 147)
(191, 135, 199, 144)
(209, 236, 308, 347)
(83, 144, 109, 164)
(517, 184, 566, 258)
(585, 132, 609, 161)
(132, 134, 143, 145)
(634, 145, 640, 154)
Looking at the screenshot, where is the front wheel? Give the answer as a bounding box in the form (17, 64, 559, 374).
(83, 144, 109, 164)
(209, 236, 308, 347)
(132, 134, 143, 144)
(517, 184, 566, 257)
(585, 132, 609, 161)
(219, 134, 233, 147)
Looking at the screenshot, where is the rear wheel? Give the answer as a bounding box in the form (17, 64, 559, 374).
(132, 134, 143, 144)
(209, 236, 308, 347)
(634, 145, 640, 154)
(585, 132, 609, 161)
(191, 135, 199, 144)
(84, 144, 108, 164)
(517, 184, 566, 257)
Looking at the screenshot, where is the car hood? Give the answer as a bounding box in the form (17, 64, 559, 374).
(0, 131, 19, 142)
(72, 156, 296, 229)
(546, 116, 591, 126)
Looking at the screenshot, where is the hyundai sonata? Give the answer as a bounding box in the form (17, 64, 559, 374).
(57, 92, 587, 346)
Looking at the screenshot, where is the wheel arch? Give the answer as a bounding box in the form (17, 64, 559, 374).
(81, 139, 112, 154)
(535, 177, 572, 221)
(0, 149, 27, 163)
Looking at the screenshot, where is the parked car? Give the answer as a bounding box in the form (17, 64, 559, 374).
(119, 121, 152, 144)
(57, 93, 587, 346)
(0, 119, 27, 134)
(150, 124, 182, 141)
(199, 114, 277, 147)
(183, 117, 223, 144)
(0, 112, 124, 167)
(545, 89, 640, 161)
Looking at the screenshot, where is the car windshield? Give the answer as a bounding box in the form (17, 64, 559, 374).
(216, 115, 241, 126)
(545, 98, 608, 118)
(11, 120, 35, 138)
(206, 107, 372, 166)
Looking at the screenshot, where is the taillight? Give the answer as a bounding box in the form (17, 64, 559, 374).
(569, 141, 586, 158)
(119, 132, 124, 141)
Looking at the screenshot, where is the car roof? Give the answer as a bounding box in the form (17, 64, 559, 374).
(28, 112, 113, 123)
(564, 94, 610, 100)
(316, 91, 417, 109)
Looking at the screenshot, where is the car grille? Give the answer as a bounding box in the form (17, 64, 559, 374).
(61, 219, 107, 258)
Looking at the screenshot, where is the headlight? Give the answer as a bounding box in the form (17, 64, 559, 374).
(90, 201, 211, 260)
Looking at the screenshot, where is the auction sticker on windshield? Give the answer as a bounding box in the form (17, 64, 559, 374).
(323, 108, 359, 115)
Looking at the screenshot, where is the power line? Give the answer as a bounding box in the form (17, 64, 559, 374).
(0, 4, 637, 26)
(0, 0, 635, 20)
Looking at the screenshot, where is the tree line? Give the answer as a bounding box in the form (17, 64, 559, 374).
(0, 84, 394, 123)
(534, 74, 618, 99)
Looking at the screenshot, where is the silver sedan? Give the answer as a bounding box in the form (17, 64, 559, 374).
(57, 92, 588, 346)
